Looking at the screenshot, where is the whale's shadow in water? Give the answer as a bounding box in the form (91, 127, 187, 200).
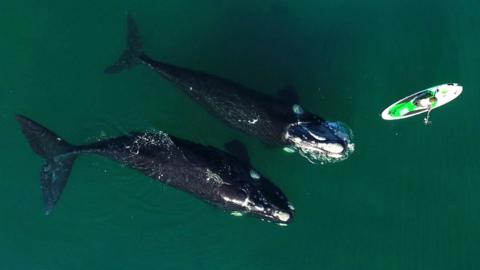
(143, 2, 358, 127)
(130, 4, 362, 159)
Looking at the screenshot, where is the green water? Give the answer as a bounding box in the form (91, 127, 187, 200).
(1, 1, 480, 269)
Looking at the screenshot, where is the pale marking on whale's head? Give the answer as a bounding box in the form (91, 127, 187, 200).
(219, 180, 294, 225)
(284, 120, 354, 164)
(292, 104, 305, 115)
(249, 169, 260, 180)
(248, 118, 259, 124)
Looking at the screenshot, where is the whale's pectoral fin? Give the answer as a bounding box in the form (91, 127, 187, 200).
(277, 84, 300, 106)
(224, 140, 250, 165)
(16, 115, 78, 215)
(105, 14, 143, 74)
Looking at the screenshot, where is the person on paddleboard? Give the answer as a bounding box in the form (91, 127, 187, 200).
(381, 83, 462, 122)
(413, 88, 439, 109)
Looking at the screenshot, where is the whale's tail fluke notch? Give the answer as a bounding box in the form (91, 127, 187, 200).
(16, 115, 78, 215)
(105, 14, 143, 74)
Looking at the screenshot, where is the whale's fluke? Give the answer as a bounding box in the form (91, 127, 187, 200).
(105, 14, 143, 74)
(16, 115, 77, 215)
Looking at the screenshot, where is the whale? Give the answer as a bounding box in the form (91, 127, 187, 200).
(106, 15, 354, 164)
(16, 115, 294, 225)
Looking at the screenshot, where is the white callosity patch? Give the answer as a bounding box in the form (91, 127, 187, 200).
(288, 203, 295, 211)
(236, 114, 260, 125)
(222, 196, 251, 208)
(292, 104, 304, 115)
(254, 205, 265, 212)
(273, 210, 291, 222)
(320, 142, 344, 154)
(249, 169, 260, 180)
(296, 142, 353, 164)
(248, 118, 259, 124)
(284, 121, 355, 164)
(222, 195, 264, 212)
(308, 130, 326, 141)
(293, 137, 302, 143)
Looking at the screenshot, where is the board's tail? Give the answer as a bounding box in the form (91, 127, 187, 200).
(105, 14, 143, 73)
(16, 115, 78, 215)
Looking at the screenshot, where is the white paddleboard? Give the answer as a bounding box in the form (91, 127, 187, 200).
(381, 83, 463, 120)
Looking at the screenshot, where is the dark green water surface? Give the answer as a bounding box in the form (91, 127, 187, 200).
(1, 1, 479, 269)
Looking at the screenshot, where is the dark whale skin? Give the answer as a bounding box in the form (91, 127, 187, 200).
(105, 15, 303, 145)
(137, 54, 297, 145)
(16, 115, 293, 224)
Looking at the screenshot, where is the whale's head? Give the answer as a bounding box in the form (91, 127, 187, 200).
(284, 117, 354, 163)
(218, 169, 294, 225)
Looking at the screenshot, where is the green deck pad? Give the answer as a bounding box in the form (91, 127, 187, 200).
(389, 102, 416, 117)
